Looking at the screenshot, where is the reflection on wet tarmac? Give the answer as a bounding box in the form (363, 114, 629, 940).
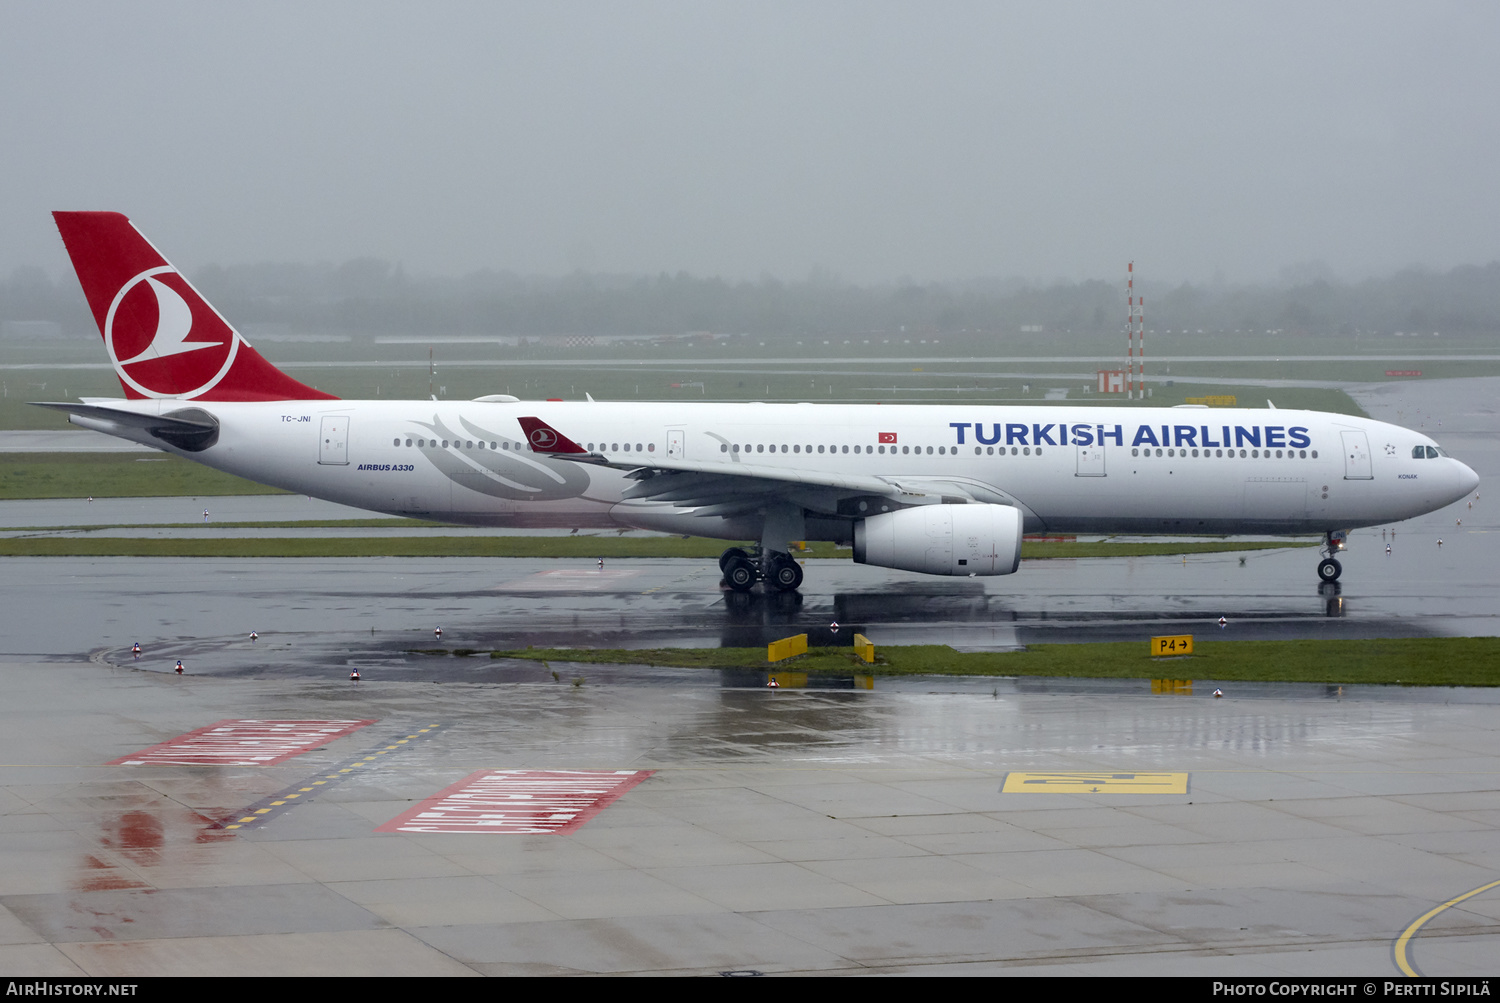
(16, 563, 1471, 681)
(2, 642, 1498, 973)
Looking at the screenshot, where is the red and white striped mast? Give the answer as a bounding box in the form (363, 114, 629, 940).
(1138, 276, 1145, 398)
(1126, 263, 1135, 399)
(1126, 262, 1145, 399)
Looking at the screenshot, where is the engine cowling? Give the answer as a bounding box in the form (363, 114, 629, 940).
(853, 503, 1023, 576)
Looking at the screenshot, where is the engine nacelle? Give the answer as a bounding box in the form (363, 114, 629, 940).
(853, 503, 1023, 576)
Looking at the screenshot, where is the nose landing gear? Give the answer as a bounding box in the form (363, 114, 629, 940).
(1317, 530, 1347, 583)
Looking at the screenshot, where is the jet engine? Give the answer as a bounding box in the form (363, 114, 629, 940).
(853, 503, 1023, 576)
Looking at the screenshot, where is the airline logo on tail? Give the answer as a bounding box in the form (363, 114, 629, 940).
(515, 416, 588, 454)
(53, 211, 336, 402)
(104, 266, 237, 398)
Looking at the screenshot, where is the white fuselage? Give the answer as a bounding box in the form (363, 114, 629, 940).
(75, 397, 1480, 543)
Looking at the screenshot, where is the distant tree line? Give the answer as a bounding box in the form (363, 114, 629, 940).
(5, 258, 1500, 340)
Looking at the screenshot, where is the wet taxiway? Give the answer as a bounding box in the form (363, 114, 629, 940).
(2, 657, 1498, 976)
(0, 377, 1496, 975)
(2, 534, 1496, 682)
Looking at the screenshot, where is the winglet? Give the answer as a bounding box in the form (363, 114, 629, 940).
(516, 416, 588, 454)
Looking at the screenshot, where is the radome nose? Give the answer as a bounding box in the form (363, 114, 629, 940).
(1455, 460, 1480, 499)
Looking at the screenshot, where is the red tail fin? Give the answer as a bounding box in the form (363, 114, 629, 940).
(52, 212, 336, 402)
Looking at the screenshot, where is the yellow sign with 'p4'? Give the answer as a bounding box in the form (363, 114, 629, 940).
(1151, 634, 1193, 656)
(1002, 772, 1190, 794)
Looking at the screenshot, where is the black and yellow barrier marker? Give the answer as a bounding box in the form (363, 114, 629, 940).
(853, 633, 875, 664)
(210, 722, 446, 831)
(767, 633, 808, 662)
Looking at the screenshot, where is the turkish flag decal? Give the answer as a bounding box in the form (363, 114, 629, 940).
(878, 432, 897, 444)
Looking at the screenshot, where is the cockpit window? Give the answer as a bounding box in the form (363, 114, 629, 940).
(1412, 446, 1427, 459)
(1426, 446, 1441, 458)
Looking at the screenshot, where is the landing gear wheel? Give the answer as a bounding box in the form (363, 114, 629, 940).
(724, 557, 757, 592)
(767, 554, 804, 592)
(719, 547, 750, 573)
(1317, 557, 1342, 583)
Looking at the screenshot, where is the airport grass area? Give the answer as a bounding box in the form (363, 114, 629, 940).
(0, 536, 1310, 559)
(0, 452, 287, 499)
(486, 637, 1500, 688)
(0, 357, 1384, 435)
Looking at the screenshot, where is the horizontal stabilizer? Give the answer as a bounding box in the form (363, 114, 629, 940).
(30, 401, 220, 451)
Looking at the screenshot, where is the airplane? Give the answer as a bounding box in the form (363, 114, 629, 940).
(36, 211, 1480, 592)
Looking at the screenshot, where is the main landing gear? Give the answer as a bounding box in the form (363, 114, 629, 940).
(719, 546, 804, 593)
(1317, 530, 1347, 583)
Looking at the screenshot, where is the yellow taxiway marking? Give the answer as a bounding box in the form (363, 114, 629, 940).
(1001, 772, 1190, 794)
(1394, 878, 1500, 977)
(209, 723, 448, 832)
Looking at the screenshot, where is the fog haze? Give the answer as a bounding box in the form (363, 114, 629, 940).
(2, 2, 1498, 285)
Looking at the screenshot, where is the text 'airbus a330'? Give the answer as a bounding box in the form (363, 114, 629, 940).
(36, 212, 1480, 592)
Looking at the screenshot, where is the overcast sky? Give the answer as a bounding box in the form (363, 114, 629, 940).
(3, 2, 1498, 285)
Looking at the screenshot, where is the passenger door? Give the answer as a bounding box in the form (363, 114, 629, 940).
(319, 416, 349, 465)
(1075, 442, 1106, 477)
(1340, 430, 1372, 480)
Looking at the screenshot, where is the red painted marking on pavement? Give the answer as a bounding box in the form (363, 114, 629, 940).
(376, 769, 654, 834)
(108, 719, 374, 766)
